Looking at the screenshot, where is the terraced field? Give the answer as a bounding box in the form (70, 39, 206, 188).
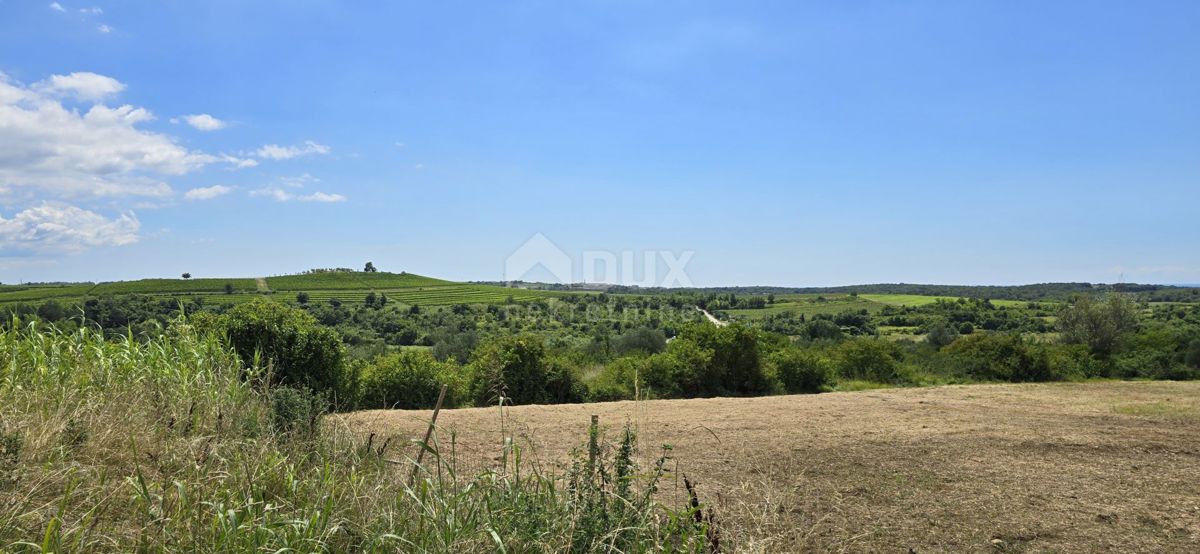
(0, 272, 572, 307)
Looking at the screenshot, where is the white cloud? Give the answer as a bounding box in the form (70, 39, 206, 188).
(35, 71, 125, 101)
(184, 185, 234, 200)
(219, 154, 258, 168)
(303, 191, 346, 202)
(49, 2, 66, 12)
(97, 24, 113, 33)
(182, 113, 226, 131)
(0, 72, 239, 199)
(279, 173, 318, 187)
(80, 6, 103, 14)
(253, 140, 330, 160)
(0, 203, 139, 254)
(250, 187, 345, 203)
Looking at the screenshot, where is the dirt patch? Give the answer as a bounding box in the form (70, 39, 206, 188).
(341, 382, 1200, 552)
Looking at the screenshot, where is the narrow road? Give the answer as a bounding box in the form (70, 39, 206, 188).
(696, 306, 728, 327)
(255, 277, 269, 291)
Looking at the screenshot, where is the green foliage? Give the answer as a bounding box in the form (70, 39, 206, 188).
(801, 319, 844, 341)
(925, 321, 960, 349)
(358, 349, 464, 409)
(942, 333, 1061, 382)
(0, 325, 706, 552)
(639, 324, 771, 397)
(269, 386, 326, 437)
(612, 327, 667, 355)
(768, 348, 833, 393)
(0, 429, 20, 471)
(1058, 293, 1140, 357)
(565, 422, 705, 552)
(214, 300, 352, 405)
(1187, 339, 1200, 370)
(469, 334, 585, 405)
(833, 339, 908, 383)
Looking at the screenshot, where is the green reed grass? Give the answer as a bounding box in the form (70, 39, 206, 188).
(0, 319, 709, 552)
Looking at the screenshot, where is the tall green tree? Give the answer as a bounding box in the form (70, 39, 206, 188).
(1058, 293, 1139, 356)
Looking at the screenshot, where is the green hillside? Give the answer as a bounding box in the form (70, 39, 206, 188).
(0, 272, 571, 307)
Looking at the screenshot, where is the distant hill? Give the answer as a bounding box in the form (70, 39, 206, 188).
(0, 271, 574, 307)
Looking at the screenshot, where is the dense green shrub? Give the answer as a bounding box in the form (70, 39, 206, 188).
(768, 348, 833, 393)
(1186, 339, 1200, 369)
(638, 324, 771, 397)
(612, 327, 668, 355)
(833, 338, 908, 383)
(269, 386, 326, 437)
(801, 319, 844, 341)
(359, 349, 465, 409)
(211, 300, 353, 406)
(942, 333, 1057, 382)
(586, 357, 642, 401)
(468, 334, 584, 405)
(925, 321, 960, 349)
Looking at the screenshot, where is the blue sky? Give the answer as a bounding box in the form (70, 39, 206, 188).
(1, 1, 1198, 286)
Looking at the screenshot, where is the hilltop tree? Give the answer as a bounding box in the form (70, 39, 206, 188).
(364, 262, 377, 273)
(181, 272, 191, 280)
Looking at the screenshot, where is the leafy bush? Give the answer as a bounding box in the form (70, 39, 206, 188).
(925, 321, 960, 349)
(768, 348, 833, 393)
(638, 324, 771, 398)
(359, 349, 465, 409)
(942, 333, 1058, 382)
(833, 339, 908, 383)
(469, 334, 584, 405)
(586, 357, 642, 401)
(1186, 338, 1200, 370)
(612, 327, 668, 355)
(801, 319, 844, 341)
(212, 300, 353, 406)
(269, 386, 326, 437)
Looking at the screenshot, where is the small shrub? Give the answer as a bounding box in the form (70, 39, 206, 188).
(270, 386, 326, 438)
(943, 333, 1058, 382)
(925, 321, 960, 349)
(359, 349, 465, 409)
(769, 348, 833, 393)
(469, 335, 585, 405)
(834, 339, 908, 383)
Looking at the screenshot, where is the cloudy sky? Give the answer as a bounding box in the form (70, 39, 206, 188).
(1, 1, 1198, 286)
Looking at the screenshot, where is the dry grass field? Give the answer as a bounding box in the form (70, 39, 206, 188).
(343, 382, 1200, 553)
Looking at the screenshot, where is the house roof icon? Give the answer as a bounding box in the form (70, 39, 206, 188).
(505, 233, 572, 283)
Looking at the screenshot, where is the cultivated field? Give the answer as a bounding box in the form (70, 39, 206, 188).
(346, 381, 1200, 552)
(0, 272, 573, 307)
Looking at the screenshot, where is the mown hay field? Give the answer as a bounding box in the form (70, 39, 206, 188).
(346, 381, 1200, 552)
